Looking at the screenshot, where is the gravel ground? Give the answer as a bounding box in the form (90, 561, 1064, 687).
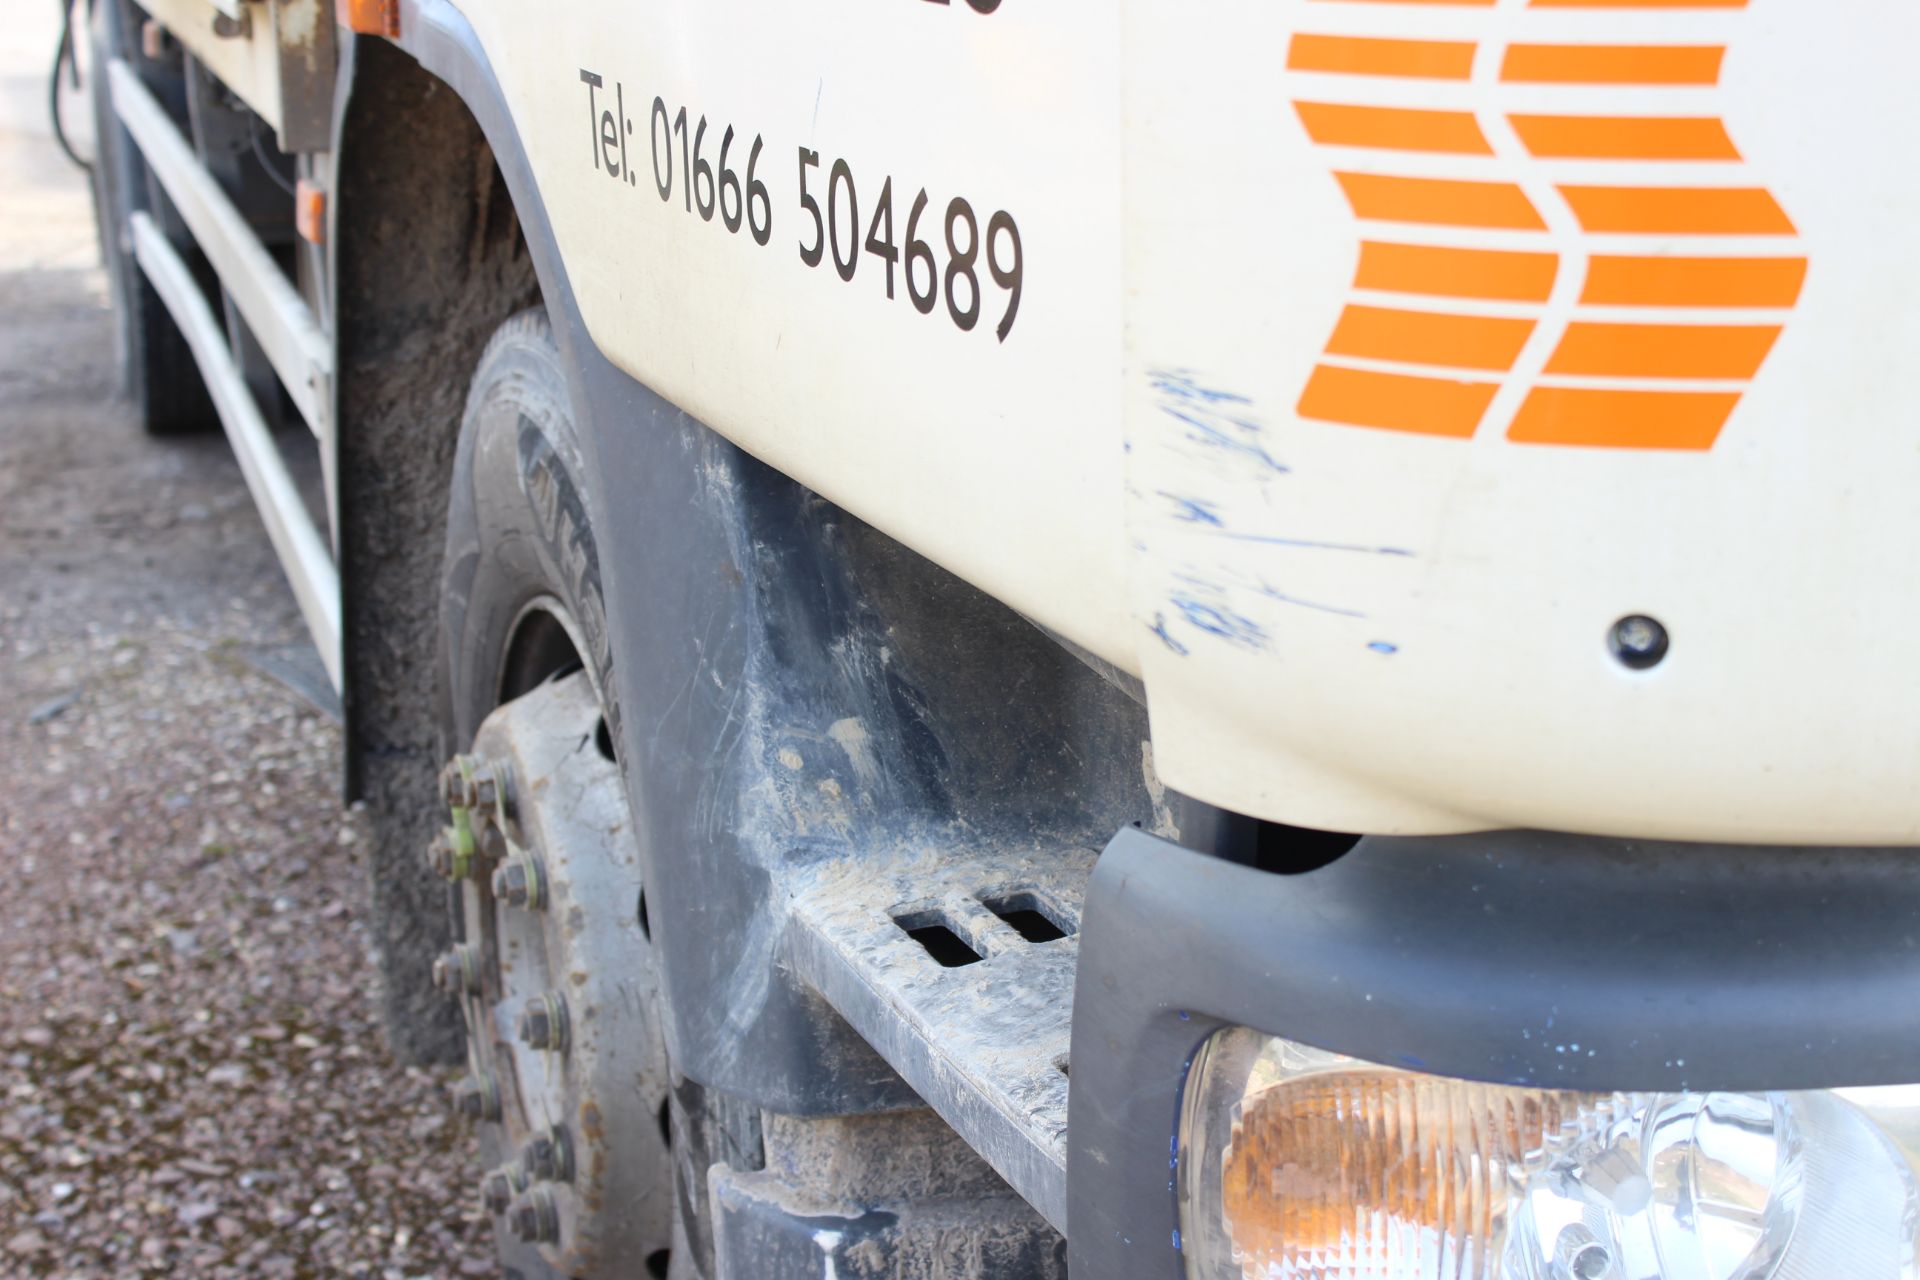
(0, 11, 497, 1277)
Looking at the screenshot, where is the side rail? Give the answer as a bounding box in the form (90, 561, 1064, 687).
(104, 48, 340, 687)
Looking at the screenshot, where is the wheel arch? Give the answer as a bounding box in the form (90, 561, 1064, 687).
(325, 1, 1204, 1132)
(327, 9, 553, 1061)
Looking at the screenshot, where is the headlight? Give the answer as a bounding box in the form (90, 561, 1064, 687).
(1179, 1029, 1920, 1279)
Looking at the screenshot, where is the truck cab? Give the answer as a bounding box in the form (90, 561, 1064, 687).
(82, 0, 1920, 1274)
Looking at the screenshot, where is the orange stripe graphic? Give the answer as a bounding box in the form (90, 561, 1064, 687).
(1296, 103, 1492, 154)
(1299, 366, 1497, 438)
(1581, 255, 1807, 307)
(1288, 34, 1477, 80)
(1328, 306, 1535, 371)
(1545, 322, 1781, 379)
(1501, 44, 1724, 85)
(1559, 185, 1795, 234)
(1510, 114, 1739, 160)
(1508, 387, 1740, 449)
(1288, 8, 1799, 451)
(1337, 173, 1546, 229)
(1355, 242, 1559, 302)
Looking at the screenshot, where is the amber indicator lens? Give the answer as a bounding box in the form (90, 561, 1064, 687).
(1178, 1030, 1920, 1279)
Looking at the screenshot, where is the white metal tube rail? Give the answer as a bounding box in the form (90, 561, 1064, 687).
(107, 57, 331, 439)
(128, 211, 343, 689)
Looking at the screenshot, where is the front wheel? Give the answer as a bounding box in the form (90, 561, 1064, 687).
(433, 310, 676, 1278)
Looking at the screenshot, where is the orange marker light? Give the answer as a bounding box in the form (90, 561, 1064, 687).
(296, 180, 327, 246)
(337, 0, 399, 38)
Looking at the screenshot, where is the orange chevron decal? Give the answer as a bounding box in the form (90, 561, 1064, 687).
(1296, 103, 1492, 154)
(1580, 255, 1806, 307)
(1335, 173, 1547, 230)
(1290, 34, 1478, 80)
(1299, 366, 1497, 438)
(1508, 114, 1739, 160)
(1289, 3, 1806, 450)
(1355, 242, 1559, 302)
(1502, 43, 1725, 84)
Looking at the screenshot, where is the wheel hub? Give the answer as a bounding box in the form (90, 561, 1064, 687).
(433, 672, 673, 1276)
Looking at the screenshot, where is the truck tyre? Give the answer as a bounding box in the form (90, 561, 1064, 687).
(437, 309, 678, 1279)
(86, 0, 214, 436)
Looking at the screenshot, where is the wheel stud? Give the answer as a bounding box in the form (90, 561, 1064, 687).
(459, 759, 508, 815)
(439, 756, 474, 809)
(491, 854, 547, 911)
(431, 944, 482, 996)
(427, 826, 474, 882)
(517, 993, 569, 1054)
(474, 813, 509, 862)
(482, 1162, 527, 1215)
(521, 1125, 573, 1183)
(451, 1072, 501, 1122)
(508, 1187, 560, 1244)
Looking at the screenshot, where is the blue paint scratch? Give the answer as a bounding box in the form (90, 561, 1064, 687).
(1147, 369, 1252, 405)
(1251, 579, 1367, 619)
(1144, 369, 1291, 473)
(1157, 492, 1225, 526)
(1368, 640, 1399, 655)
(1157, 405, 1290, 474)
(1207, 528, 1415, 557)
(1148, 613, 1190, 657)
(1169, 596, 1268, 650)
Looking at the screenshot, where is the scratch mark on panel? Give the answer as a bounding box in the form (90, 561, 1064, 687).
(1158, 492, 1226, 526)
(1148, 613, 1190, 657)
(1169, 596, 1268, 650)
(1206, 529, 1415, 557)
(1250, 579, 1368, 619)
(1157, 405, 1291, 474)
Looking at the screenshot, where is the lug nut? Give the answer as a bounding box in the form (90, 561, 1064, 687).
(491, 855, 547, 911)
(439, 756, 472, 809)
(521, 1125, 574, 1183)
(431, 944, 482, 996)
(474, 814, 509, 862)
(451, 1072, 501, 1123)
(508, 1186, 560, 1244)
(482, 1162, 527, 1215)
(427, 826, 474, 882)
(459, 760, 507, 815)
(517, 993, 570, 1054)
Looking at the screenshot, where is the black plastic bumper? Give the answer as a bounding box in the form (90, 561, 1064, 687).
(1066, 825, 1920, 1279)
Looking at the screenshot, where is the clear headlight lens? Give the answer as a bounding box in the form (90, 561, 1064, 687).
(1179, 1029, 1920, 1280)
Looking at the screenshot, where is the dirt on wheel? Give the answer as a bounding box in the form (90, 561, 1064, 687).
(0, 11, 497, 1277)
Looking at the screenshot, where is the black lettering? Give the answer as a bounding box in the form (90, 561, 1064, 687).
(615, 82, 631, 183)
(580, 69, 604, 171)
(600, 110, 621, 177)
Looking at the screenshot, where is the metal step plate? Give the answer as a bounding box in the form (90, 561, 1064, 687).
(785, 842, 1096, 1234)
